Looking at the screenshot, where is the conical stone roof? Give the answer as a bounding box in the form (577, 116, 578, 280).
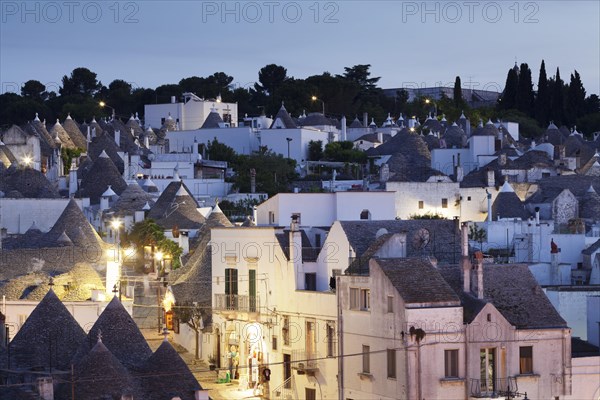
(147, 181, 206, 229)
(62, 114, 88, 149)
(78, 151, 128, 204)
(9, 289, 86, 370)
(73, 296, 152, 368)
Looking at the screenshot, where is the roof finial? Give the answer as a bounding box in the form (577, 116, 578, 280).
(97, 329, 103, 343)
(162, 327, 169, 342)
(49, 277, 54, 287)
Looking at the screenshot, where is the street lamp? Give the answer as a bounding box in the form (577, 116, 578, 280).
(21, 155, 32, 167)
(424, 98, 438, 116)
(99, 101, 116, 120)
(111, 218, 122, 263)
(155, 250, 165, 333)
(286, 137, 293, 159)
(311, 96, 325, 116)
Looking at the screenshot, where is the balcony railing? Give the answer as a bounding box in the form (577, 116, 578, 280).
(469, 377, 517, 398)
(213, 294, 259, 313)
(272, 376, 295, 400)
(291, 349, 319, 372)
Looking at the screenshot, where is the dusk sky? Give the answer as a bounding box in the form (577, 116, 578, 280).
(1, 1, 599, 95)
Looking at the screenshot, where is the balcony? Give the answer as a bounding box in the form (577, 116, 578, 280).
(469, 377, 517, 398)
(291, 349, 319, 373)
(213, 294, 259, 313)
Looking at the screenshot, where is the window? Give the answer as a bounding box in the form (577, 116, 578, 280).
(480, 348, 496, 393)
(362, 345, 370, 373)
(444, 349, 459, 378)
(360, 210, 371, 220)
(305, 388, 316, 400)
(519, 346, 533, 374)
(361, 289, 370, 310)
(305, 273, 317, 291)
(442, 198, 448, 208)
(272, 335, 278, 351)
(269, 211, 275, 224)
(467, 196, 472, 201)
(387, 296, 394, 313)
(282, 317, 290, 346)
(225, 268, 238, 310)
(326, 322, 336, 357)
(350, 288, 371, 311)
(418, 200, 424, 209)
(350, 288, 360, 310)
(387, 349, 396, 378)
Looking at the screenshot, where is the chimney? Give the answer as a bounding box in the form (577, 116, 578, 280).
(171, 96, 176, 104)
(377, 131, 383, 144)
(498, 153, 507, 166)
(363, 112, 368, 128)
(289, 214, 303, 287)
(472, 252, 484, 299)
(252, 206, 258, 224)
(461, 223, 471, 293)
(454, 153, 463, 182)
(69, 161, 78, 197)
(250, 168, 256, 194)
(114, 129, 120, 147)
(37, 377, 54, 400)
(486, 190, 492, 222)
(341, 116, 347, 141)
(486, 168, 495, 187)
(535, 206, 540, 225)
(551, 238, 560, 284)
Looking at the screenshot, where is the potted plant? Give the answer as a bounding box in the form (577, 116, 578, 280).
(208, 355, 217, 370)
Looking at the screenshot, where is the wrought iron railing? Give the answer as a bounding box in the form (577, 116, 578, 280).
(213, 294, 259, 313)
(272, 375, 294, 399)
(469, 377, 517, 398)
(291, 349, 319, 371)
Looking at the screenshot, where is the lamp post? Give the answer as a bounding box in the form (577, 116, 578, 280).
(286, 137, 292, 159)
(99, 101, 116, 120)
(156, 251, 164, 333)
(424, 98, 437, 116)
(311, 96, 325, 116)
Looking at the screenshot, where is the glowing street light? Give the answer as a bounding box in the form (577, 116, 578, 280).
(21, 155, 32, 167)
(99, 101, 116, 119)
(311, 96, 325, 116)
(424, 98, 438, 115)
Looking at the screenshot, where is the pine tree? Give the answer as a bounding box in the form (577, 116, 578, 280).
(566, 70, 586, 125)
(453, 76, 464, 107)
(516, 63, 534, 116)
(550, 67, 565, 125)
(534, 60, 550, 126)
(499, 67, 518, 110)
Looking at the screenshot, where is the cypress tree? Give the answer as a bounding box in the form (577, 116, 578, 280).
(534, 60, 550, 125)
(516, 63, 535, 116)
(499, 67, 518, 110)
(453, 76, 464, 107)
(566, 70, 586, 125)
(550, 67, 565, 125)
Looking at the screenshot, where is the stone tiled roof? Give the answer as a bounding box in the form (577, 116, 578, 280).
(140, 339, 202, 400)
(275, 229, 316, 261)
(87, 132, 125, 173)
(77, 151, 128, 204)
(339, 219, 461, 264)
(8, 289, 86, 370)
(491, 182, 530, 220)
(349, 117, 364, 128)
(39, 199, 106, 249)
(580, 186, 600, 219)
(471, 121, 498, 137)
(0, 167, 60, 198)
(62, 115, 88, 149)
(48, 120, 76, 149)
(201, 110, 224, 129)
(422, 133, 440, 150)
(438, 264, 567, 329)
(367, 130, 444, 182)
(73, 296, 152, 368)
(299, 112, 334, 127)
(509, 150, 554, 169)
(147, 181, 206, 230)
(0, 142, 17, 166)
(376, 258, 460, 306)
(527, 175, 600, 203)
(441, 123, 467, 148)
(270, 104, 297, 129)
(110, 183, 156, 217)
(582, 238, 600, 256)
(67, 340, 142, 400)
